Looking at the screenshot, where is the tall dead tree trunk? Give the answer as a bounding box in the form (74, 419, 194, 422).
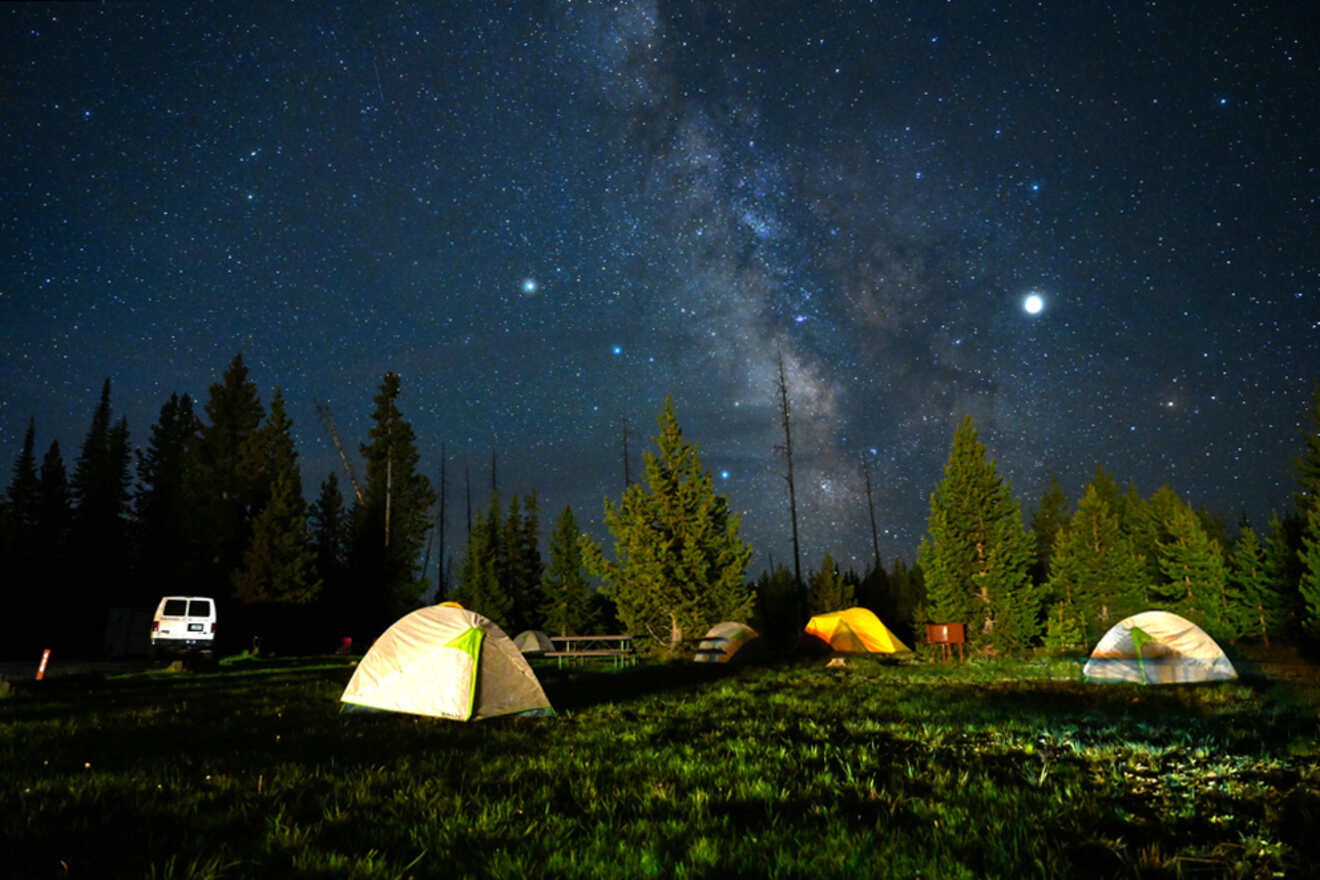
(775, 351, 804, 608)
(861, 452, 881, 574)
(437, 441, 447, 598)
(464, 457, 472, 537)
(622, 416, 633, 489)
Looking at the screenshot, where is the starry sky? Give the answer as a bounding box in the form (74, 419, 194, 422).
(3, 2, 1317, 578)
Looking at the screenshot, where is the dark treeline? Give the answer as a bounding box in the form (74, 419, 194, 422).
(0, 356, 438, 658)
(4, 356, 1320, 661)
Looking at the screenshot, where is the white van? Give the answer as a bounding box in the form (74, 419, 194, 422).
(151, 596, 217, 655)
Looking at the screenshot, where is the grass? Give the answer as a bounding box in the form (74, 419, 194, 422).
(1, 654, 1317, 878)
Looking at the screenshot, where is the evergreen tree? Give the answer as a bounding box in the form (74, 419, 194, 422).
(583, 397, 754, 653)
(133, 393, 201, 603)
(3, 421, 41, 655)
(6, 420, 40, 544)
(542, 505, 594, 636)
(1157, 502, 1235, 641)
(1293, 383, 1320, 512)
(194, 355, 265, 602)
(1298, 503, 1320, 638)
(854, 560, 889, 618)
(70, 380, 133, 648)
(310, 473, 352, 633)
(351, 372, 437, 633)
(1228, 522, 1285, 647)
(502, 492, 544, 634)
(1265, 510, 1306, 637)
(1029, 474, 1070, 586)
(1046, 484, 1147, 645)
(807, 552, 854, 613)
(752, 564, 800, 651)
(1042, 599, 1087, 654)
(37, 441, 73, 576)
(889, 557, 926, 644)
(454, 494, 512, 625)
(1133, 486, 1190, 594)
(230, 391, 320, 607)
(917, 416, 1040, 651)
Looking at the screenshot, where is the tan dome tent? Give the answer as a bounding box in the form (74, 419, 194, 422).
(803, 607, 910, 654)
(1083, 610, 1237, 685)
(341, 605, 553, 721)
(514, 630, 554, 655)
(694, 621, 760, 663)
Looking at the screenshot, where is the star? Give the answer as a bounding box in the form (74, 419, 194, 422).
(1023, 293, 1045, 315)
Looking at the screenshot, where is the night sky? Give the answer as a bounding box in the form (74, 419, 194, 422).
(3, 2, 1317, 578)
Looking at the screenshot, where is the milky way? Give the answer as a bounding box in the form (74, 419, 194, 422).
(2, 2, 1316, 577)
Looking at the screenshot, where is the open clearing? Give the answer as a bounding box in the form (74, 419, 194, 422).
(2, 656, 1318, 878)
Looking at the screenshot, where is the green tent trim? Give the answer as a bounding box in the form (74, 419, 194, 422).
(1128, 625, 1154, 684)
(444, 626, 486, 720)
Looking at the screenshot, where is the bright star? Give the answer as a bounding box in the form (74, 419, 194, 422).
(522, 278, 537, 294)
(720, 469, 730, 480)
(1023, 293, 1045, 315)
(611, 345, 622, 356)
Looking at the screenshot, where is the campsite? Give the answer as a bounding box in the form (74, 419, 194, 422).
(3, 649, 1318, 879)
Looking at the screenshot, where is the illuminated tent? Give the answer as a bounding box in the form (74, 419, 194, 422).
(803, 607, 910, 654)
(694, 621, 760, 663)
(513, 630, 554, 655)
(1083, 610, 1237, 685)
(341, 605, 552, 720)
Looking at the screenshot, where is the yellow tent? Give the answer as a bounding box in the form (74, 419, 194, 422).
(804, 607, 910, 654)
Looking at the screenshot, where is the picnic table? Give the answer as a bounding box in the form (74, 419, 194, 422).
(545, 634, 637, 668)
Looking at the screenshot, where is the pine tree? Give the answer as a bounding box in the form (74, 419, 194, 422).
(133, 393, 201, 603)
(1299, 503, 1320, 638)
(1293, 384, 1320, 512)
(753, 564, 800, 651)
(351, 372, 436, 632)
(889, 557, 926, 645)
(542, 505, 593, 636)
(310, 473, 351, 632)
(583, 397, 754, 653)
(4, 421, 40, 557)
(37, 441, 72, 574)
(1228, 522, 1285, 647)
(807, 552, 855, 614)
(1046, 484, 1146, 645)
(455, 494, 513, 626)
(501, 492, 544, 634)
(231, 391, 320, 607)
(194, 355, 265, 601)
(1157, 502, 1235, 641)
(70, 380, 133, 646)
(1029, 474, 1070, 586)
(917, 416, 1039, 651)
(1263, 511, 1304, 636)
(3, 421, 42, 654)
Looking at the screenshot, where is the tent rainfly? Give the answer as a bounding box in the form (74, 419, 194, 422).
(1083, 610, 1237, 685)
(694, 621, 760, 663)
(341, 605, 553, 720)
(803, 607, 910, 654)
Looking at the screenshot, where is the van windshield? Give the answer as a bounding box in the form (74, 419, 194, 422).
(163, 599, 188, 616)
(188, 600, 212, 617)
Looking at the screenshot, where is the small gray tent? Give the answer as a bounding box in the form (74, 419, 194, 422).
(694, 621, 761, 663)
(514, 630, 554, 655)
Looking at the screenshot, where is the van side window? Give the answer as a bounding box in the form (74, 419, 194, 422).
(163, 599, 189, 616)
(188, 600, 212, 617)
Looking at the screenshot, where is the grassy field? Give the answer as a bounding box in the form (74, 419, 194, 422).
(1, 654, 1318, 879)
